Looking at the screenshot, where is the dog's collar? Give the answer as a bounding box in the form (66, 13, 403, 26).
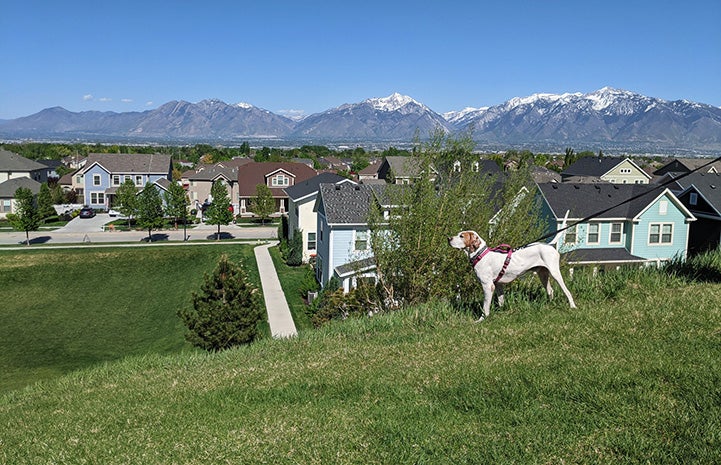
(469, 246, 490, 268)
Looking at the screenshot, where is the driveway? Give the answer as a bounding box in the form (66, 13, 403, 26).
(55, 214, 114, 233)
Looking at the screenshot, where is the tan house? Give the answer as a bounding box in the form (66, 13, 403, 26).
(237, 162, 317, 216)
(0, 149, 48, 184)
(561, 156, 652, 184)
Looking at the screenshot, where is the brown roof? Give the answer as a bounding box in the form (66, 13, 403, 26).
(238, 162, 317, 197)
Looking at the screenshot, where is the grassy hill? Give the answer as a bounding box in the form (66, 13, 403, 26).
(0, 244, 262, 393)
(1, 261, 720, 463)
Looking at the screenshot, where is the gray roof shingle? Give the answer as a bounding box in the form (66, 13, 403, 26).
(82, 153, 172, 174)
(0, 149, 47, 172)
(284, 172, 349, 201)
(317, 183, 375, 225)
(0, 177, 42, 197)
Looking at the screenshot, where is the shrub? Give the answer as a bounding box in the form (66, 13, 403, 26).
(178, 254, 263, 351)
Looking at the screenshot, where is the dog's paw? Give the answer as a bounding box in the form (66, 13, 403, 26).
(475, 315, 486, 323)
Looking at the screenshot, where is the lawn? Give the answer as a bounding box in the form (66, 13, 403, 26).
(1, 264, 719, 463)
(269, 245, 314, 330)
(0, 244, 262, 393)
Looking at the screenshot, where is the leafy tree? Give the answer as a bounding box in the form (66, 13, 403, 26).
(37, 183, 55, 219)
(369, 130, 544, 310)
(177, 254, 263, 351)
(253, 184, 275, 224)
(240, 141, 251, 155)
(164, 181, 189, 229)
(136, 182, 165, 242)
(205, 180, 234, 240)
(50, 183, 65, 205)
(7, 187, 40, 246)
(115, 179, 138, 228)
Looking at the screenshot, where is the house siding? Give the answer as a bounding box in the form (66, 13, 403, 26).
(631, 195, 690, 261)
(603, 159, 649, 184)
(83, 164, 111, 208)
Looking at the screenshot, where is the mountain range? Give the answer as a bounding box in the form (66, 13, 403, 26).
(1, 88, 720, 154)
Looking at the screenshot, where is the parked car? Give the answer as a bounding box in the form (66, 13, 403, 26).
(108, 208, 125, 218)
(79, 207, 96, 219)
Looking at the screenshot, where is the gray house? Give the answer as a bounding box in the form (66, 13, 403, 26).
(0, 149, 48, 184)
(0, 177, 42, 219)
(665, 171, 721, 254)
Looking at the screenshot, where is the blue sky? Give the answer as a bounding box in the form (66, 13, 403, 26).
(1, 0, 719, 120)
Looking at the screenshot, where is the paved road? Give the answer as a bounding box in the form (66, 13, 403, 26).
(0, 221, 277, 246)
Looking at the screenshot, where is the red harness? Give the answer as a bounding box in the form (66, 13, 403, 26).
(470, 244, 513, 284)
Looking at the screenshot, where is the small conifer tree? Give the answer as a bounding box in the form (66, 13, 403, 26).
(178, 254, 263, 351)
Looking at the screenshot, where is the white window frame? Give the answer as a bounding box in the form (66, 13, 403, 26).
(90, 192, 105, 204)
(620, 168, 632, 174)
(135, 175, 143, 186)
(609, 222, 623, 244)
(587, 223, 600, 244)
(271, 174, 289, 187)
(93, 174, 101, 186)
(564, 224, 577, 244)
(307, 232, 317, 251)
(354, 230, 368, 251)
(649, 223, 673, 245)
(112, 175, 120, 186)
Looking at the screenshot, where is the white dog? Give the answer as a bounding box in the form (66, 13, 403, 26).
(448, 231, 576, 321)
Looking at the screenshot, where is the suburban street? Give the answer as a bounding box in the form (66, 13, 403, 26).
(0, 215, 277, 246)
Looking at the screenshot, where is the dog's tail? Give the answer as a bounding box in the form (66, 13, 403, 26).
(548, 210, 570, 246)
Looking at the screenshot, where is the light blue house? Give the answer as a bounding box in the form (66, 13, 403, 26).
(314, 183, 382, 292)
(537, 183, 696, 266)
(79, 153, 172, 210)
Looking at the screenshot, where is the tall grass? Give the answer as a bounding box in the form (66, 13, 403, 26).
(1, 253, 720, 463)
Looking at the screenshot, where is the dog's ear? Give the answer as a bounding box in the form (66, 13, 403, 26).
(470, 232, 482, 252)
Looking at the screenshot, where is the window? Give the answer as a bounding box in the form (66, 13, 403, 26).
(649, 223, 673, 244)
(609, 223, 622, 244)
(1, 199, 11, 212)
(689, 193, 698, 206)
(271, 174, 289, 187)
(564, 225, 577, 244)
(135, 175, 143, 186)
(620, 168, 632, 174)
(90, 192, 105, 204)
(472, 161, 479, 172)
(453, 161, 461, 172)
(93, 174, 101, 186)
(307, 232, 317, 251)
(112, 175, 120, 186)
(354, 230, 368, 251)
(587, 223, 600, 244)
(659, 200, 668, 215)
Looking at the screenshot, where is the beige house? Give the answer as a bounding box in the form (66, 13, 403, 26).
(561, 156, 651, 184)
(0, 149, 48, 184)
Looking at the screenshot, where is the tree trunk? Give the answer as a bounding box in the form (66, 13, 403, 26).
(25, 230, 30, 246)
(216, 224, 221, 240)
(148, 228, 152, 242)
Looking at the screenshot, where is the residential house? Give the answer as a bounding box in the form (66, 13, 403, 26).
(358, 160, 382, 181)
(185, 164, 242, 213)
(237, 162, 317, 216)
(537, 183, 695, 267)
(314, 183, 378, 291)
(653, 157, 721, 177)
(284, 172, 354, 263)
(665, 171, 721, 254)
(0, 177, 42, 219)
(0, 149, 48, 184)
(79, 153, 172, 210)
(561, 156, 651, 184)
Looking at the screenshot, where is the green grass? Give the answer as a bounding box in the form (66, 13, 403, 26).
(1, 263, 720, 463)
(0, 245, 263, 393)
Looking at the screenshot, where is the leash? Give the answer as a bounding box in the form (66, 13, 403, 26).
(520, 155, 721, 249)
(470, 244, 513, 283)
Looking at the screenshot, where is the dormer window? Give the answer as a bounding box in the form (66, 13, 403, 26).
(271, 174, 289, 187)
(472, 161, 479, 172)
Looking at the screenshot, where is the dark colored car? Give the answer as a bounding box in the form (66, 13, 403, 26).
(79, 207, 96, 219)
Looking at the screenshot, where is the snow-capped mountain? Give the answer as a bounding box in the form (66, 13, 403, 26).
(1, 88, 719, 153)
(292, 93, 451, 140)
(448, 87, 721, 151)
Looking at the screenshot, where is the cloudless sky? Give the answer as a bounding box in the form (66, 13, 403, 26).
(1, 0, 719, 120)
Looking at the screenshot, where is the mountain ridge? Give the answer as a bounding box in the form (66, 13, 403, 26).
(1, 88, 719, 153)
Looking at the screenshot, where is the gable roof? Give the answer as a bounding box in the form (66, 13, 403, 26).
(654, 157, 721, 176)
(81, 153, 172, 175)
(0, 149, 47, 172)
(384, 156, 423, 178)
(237, 162, 317, 197)
(537, 182, 692, 221)
(284, 172, 351, 202)
(316, 183, 376, 225)
(670, 172, 721, 215)
(188, 165, 237, 182)
(0, 177, 42, 197)
(562, 156, 649, 179)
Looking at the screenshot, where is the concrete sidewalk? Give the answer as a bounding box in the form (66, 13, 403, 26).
(254, 242, 298, 339)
